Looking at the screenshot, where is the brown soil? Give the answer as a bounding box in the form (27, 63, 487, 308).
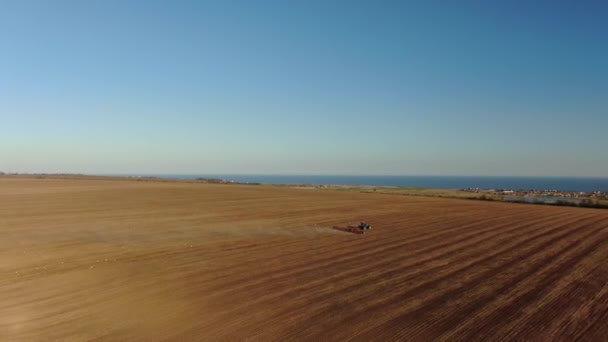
(1, 177, 607, 341)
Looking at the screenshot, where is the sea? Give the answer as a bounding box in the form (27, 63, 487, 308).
(112, 175, 608, 192)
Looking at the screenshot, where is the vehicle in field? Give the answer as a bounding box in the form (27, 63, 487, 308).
(333, 221, 372, 234)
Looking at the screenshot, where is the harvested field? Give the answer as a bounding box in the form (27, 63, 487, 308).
(1, 177, 608, 341)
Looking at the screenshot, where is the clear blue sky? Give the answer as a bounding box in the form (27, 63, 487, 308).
(1, 1, 606, 176)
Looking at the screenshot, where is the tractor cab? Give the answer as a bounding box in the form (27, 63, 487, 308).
(358, 221, 371, 230)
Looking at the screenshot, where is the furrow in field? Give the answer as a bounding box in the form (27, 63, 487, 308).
(209, 207, 495, 261)
(496, 232, 608, 340)
(146, 213, 428, 265)
(305, 214, 603, 341)
(215, 211, 576, 338)
(196, 210, 529, 299)
(223, 210, 573, 311)
(196, 208, 537, 294)
(420, 220, 608, 341)
(204, 212, 590, 339)
(569, 285, 608, 342)
(353, 215, 607, 341)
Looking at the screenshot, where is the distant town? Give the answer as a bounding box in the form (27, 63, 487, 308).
(462, 187, 608, 209)
(463, 187, 608, 200)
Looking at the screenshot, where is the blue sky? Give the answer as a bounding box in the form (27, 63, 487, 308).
(1, 1, 606, 176)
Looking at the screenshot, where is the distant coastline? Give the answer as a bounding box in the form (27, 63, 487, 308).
(3, 172, 608, 192)
(3, 173, 607, 209)
(107, 174, 608, 192)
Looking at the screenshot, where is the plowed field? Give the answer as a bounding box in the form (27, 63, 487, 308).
(1, 177, 607, 341)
